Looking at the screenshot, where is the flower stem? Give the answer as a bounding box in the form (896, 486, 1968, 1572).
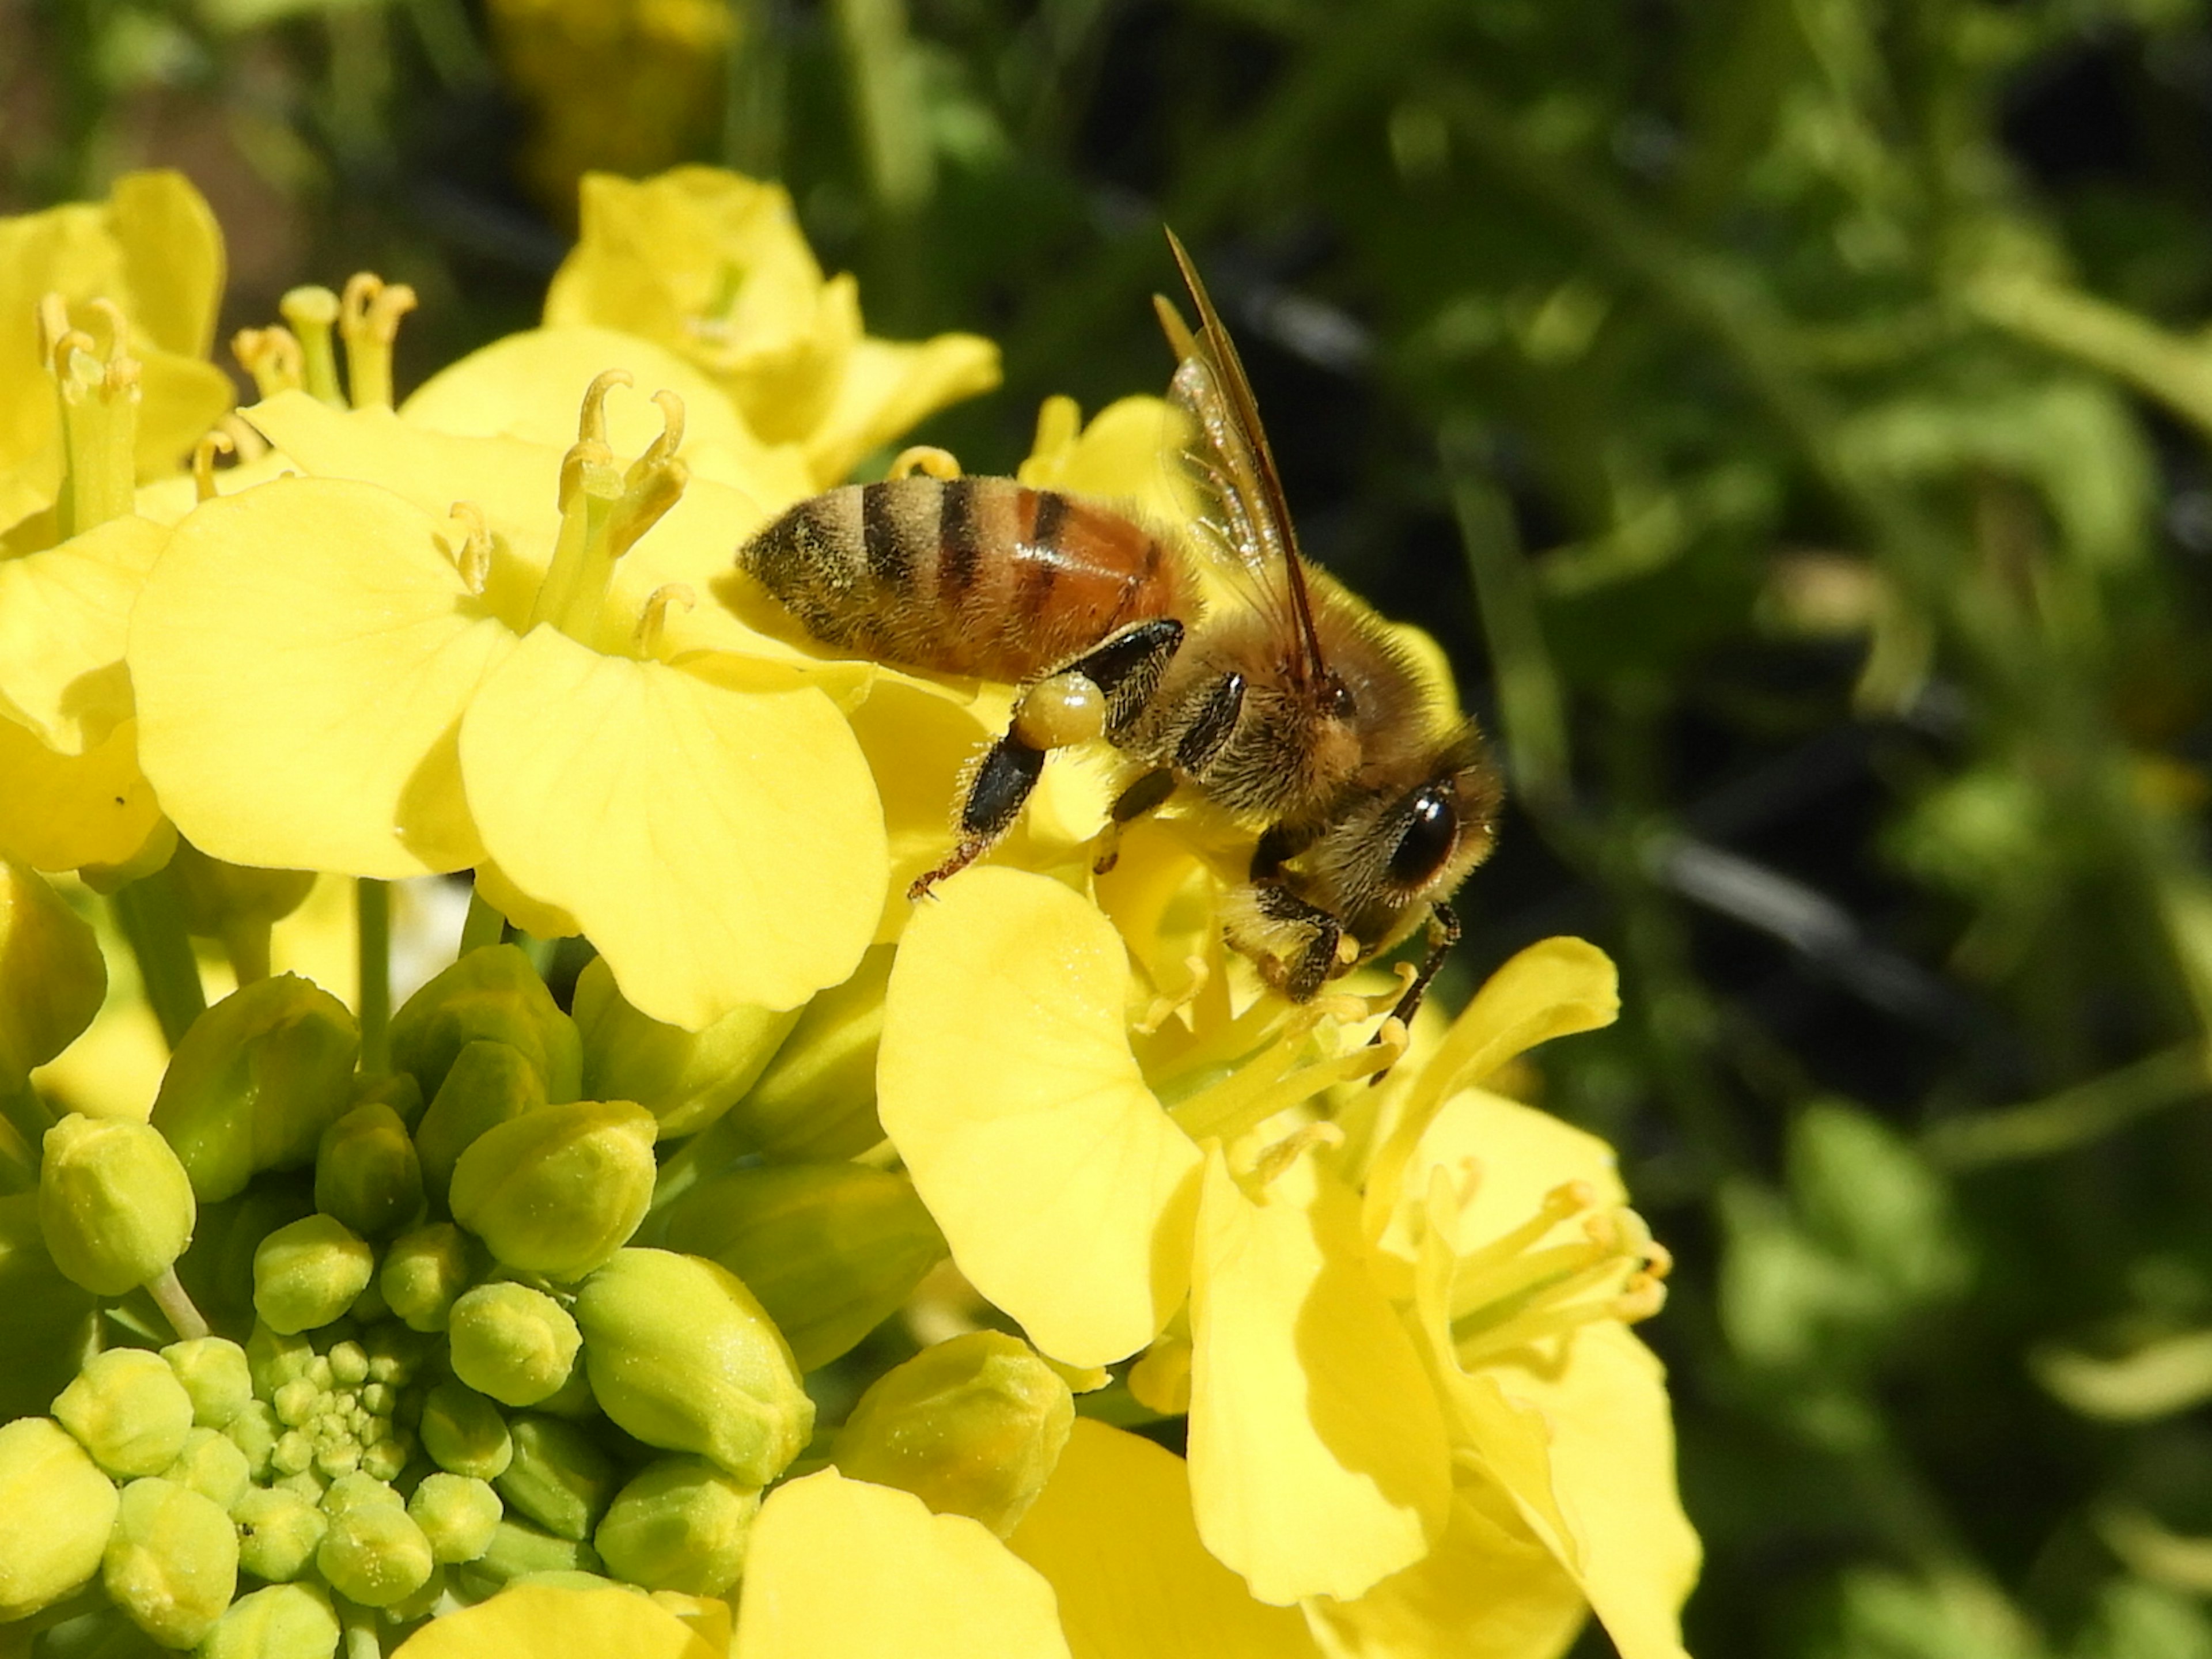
(357, 878, 391, 1073)
(0, 1066, 54, 1164)
(147, 1265, 210, 1341)
(460, 882, 507, 956)
(108, 870, 206, 1050)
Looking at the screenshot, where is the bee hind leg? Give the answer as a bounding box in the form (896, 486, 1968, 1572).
(909, 732, 1046, 899)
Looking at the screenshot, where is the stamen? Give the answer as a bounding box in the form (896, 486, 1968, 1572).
(220, 413, 270, 463)
(192, 430, 235, 501)
(577, 369, 633, 448)
(1171, 1013, 1404, 1143)
(889, 445, 963, 481)
(1248, 1120, 1345, 1190)
(628, 391, 686, 478)
(447, 503, 492, 596)
(278, 286, 344, 406)
(233, 327, 305, 399)
(44, 294, 141, 538)
(633, 584, 696, 655)
(338, 274, 418, 410)
(1434, 1178, 1673, 1362)
(1134, 955, 1211, 1036)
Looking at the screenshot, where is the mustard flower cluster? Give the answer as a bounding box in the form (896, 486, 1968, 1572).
(0, 166, 1698, 1659)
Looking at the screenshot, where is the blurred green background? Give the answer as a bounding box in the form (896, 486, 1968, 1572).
(20, 0, 2212, 1652)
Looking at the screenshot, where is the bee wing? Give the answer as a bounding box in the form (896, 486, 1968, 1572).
(1155, 230, 1332, 690)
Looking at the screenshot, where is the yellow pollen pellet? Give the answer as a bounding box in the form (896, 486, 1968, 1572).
(1013, 672, 1108, 750)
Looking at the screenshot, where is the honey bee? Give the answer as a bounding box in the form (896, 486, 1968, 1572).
(734, 233, 1500, 1032)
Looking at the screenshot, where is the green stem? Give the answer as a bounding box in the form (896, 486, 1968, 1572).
(0, 1070, 52, 1173)
(108, 870, 206, 1050)
(338, 1599, 382, 1659)
(460, 882, 507, 957)
(357, 878, 391, 1074)
(146, 1266, 210, 1342)
(1926, 1044, 2212, 1171)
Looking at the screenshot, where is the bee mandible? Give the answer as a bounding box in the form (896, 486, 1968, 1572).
(733, 232, 1501, 1033)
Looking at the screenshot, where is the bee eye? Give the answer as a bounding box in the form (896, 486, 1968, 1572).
(1387, 785, 1458, 888)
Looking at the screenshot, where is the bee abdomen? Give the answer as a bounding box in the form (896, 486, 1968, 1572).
(738, 476, 1187, 683)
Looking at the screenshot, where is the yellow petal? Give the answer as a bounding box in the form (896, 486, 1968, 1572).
(393, 1584, 719, 1659)
(0, 515, 164, 752)
(878, 867, 1203, 1368)
(801, 331, 1003, 488)
(458, 626, 883, 1024)
(1010, 1419, 1321, 1659)
(840, 677, 995, 941)
(106, 171, 224, 361)
(1304, 1476, 1586, 1659)
(0, 715, 163, 872)
(473, 855, 583, 942)
(130, 477, 514, 876)
(1017, 396, 1194, 531)
(1188, 1145, 1452, 1605)
(734, 1469, 1071, 1659)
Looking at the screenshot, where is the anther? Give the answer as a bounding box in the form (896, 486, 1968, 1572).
(192, 430, 235, 502)
(1134, 956, 1212, 1036)
(338, 274, 419, 409)
(633, 584, 696, 655)
(233, 326, 306, 399)
(577, 370, 634, 447)
(448, 503, 493, 596)
(889, 445, 963, 481)
(1249, 1120, 1346, 1190)
(632, 390, 687, 475)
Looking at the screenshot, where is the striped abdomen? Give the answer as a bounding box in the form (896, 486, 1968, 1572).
(738, 476, 1190, 683)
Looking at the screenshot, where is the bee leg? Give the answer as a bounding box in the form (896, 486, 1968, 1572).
(909, 732, 1046, 899)
(1373, 901, 1460, 1049)
(1094, 769, 1179, 874)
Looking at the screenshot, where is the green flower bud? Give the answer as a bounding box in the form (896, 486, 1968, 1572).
(54, 1346, 195, 1477)
(104, 1476, 239, 1649)
(379, 1222, 482, 1334)
(830, 1331, 1073, 1537)
(321, 1469, 403, 1514)
(200, 1581, 340, 1659)
(252, 1215, 374, 1335)
(247, 1322, 317, 1397)
(408, 1471, 502, 1564)
(0, 861, 107, 1078)
(38, 1113, 197, 1296)
(592, 1456, 758, 1596)
(0, 1416, 118, 1619)
(450, 1101, 657, 1281)
(418, 1381, 513, 1481)
(466, 1519, 602, 1588)
(316, 1497, 434, 1608)
(351, 1069, 425, 1132)
(573, 956, 799, 1137)
(574, 1248, 811, 1486)
(162, 1336, 252, 1429)
(389, 944, 582, 1105)
(0, 1194, 98, 1421)
(150, 975, 360, 1203)
(165, 843, 316, 993)
(448, 1282, 581, 1407)
(654, 1163, 945, 1372)
(412, 1039, 547, 1207)
(234, 1484, 328, 1582)
(721, 943, 892, 1160)
(494, 1413, 618, 1542)
(175, 1175, 316, 1336)
(163, 1425, 251, 1510)
(226, 1400, 281, 1479)
(312, 1103, 424, 1238)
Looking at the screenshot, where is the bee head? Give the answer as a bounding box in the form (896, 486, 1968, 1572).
(1377, 736, 1500, 902)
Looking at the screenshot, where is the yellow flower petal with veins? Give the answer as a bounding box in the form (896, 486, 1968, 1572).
(1017, 395, 1194, 531)
(878, 868, 1203, 1368)
(392, 1584, 719, 1659)
(805, 332, 1002, 487)
(734, 1469, 1072, 1659)
(129, 478, 513, 877)
(0, 516, 164, 753)
(1188, 1145, 1452, 1606)
(459, 624, 882, 1025)
(0, 716, 165, 873)
(1010, 1418, 1321, 1659)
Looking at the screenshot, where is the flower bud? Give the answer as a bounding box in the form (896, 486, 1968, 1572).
(54, 1346, 195, 1476)
(317, 1496, 435, 1607)
(164, 1425, 251, 1510)
(495, 1413, 619, 1542)
(467, 1518, 601, 1587)
(247, 1321, 317, 1396)
(163, 1336, 252, 1428)
(592, 1456, 758, 1596)
(414, 1039, 547, 1207)
(389, 944, 582, 1104)
(226, 1400, 281, 1479)
(0, 1194, 99, 1420)
(419, 1381, 513, 1481)
(322, 1469, 403, 1514)
(573, 956, 800, 1137)
(720, 944, 892, 1160)
(234, 1484, 327, 1581)
(38, 1112, 197, 1295)
(104, 1476, 239, 1649)
(166, 842, 316, 979)
(831, 1331, 1073, 1537)
(449, 1282, 582, 1407)
(0, 861, 107, 1078)
(253, 1214, 375, 1335)
(0, 1416, 118, 1619)
(200, 1582, 340, 1659)
(574, 1248, 811, 1486)
(150, 975, 361, 1203)
(450, 1101, 657, 1280)
(409, 1471, 502, 1564)
(351, 1069, 426, 1132)
(379, 1221, 482, 1334)
(654, 1162, 944, 1372)
(313, 1102, 424, 1237)
(176, 1175, 317, 1336)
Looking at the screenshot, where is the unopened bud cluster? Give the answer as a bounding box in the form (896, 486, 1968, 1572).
(0, 941, 992, 1653)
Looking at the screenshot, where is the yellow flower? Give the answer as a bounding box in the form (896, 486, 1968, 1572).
(543, 168, 1002, 486)
(126, 373, 887, 1028)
